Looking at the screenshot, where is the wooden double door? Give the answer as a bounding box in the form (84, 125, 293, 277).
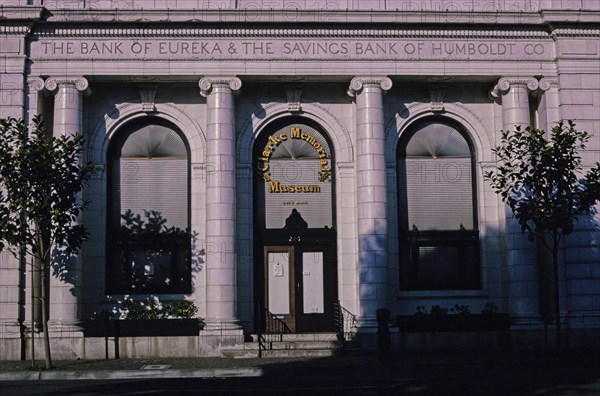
(262, 239, 337, 332)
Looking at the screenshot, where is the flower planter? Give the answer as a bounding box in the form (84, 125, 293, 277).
(84, 319, 200, 337)
(397, 314, 510, 333)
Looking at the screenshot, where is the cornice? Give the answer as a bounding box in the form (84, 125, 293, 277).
(0, 6, 45, 21)
(0, 25, 30, 35)
(541, 10, 600, 24)
(39, 9, 544, 25)
(32, 27, 552, 40)
(551, 27, 600, 37)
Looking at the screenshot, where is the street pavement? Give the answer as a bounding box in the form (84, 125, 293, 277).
(1, 349, 599, 395)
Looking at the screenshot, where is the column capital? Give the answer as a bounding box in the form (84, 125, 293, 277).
(27, 77, 45, 92)
(199, 76, 242, 97)
(489, 76, 538, 101)
(347, 76, 393, 98)
(538, 77, 559, 92)
(45, 76, 89, 94)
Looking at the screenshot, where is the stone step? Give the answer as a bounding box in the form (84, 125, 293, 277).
(221, 347, 341, 359)
(243, 340, 341, 350)
(259, 348, 341, 358)
(220, 332, 343, 359)
(249, 332, 339, 343)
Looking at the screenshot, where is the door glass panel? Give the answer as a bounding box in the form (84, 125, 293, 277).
(302, 252, 324, 314)
(267, 252, 290, 315)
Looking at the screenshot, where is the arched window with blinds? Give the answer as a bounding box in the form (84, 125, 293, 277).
(397, 120, 480, 290)
(106, 119, 191, 294)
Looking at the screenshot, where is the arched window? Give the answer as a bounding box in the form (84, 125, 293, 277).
(106, 119, 191, 294)
(397, 120, 480, 290)
(255, 121, 334, 230)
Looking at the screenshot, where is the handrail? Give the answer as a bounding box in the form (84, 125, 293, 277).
(334, 300, 358, 343)
(257, 303, 291, 358)
(264, 309, 292, 334)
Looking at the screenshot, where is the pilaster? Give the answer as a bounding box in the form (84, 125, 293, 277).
(25, 77, 45, 126)
(537, 78, 560, 132)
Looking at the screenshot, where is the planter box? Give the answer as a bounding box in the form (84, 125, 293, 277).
(397, 314, 510, 333)
(84, 319, 200, 337)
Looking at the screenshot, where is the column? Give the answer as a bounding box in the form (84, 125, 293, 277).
(537, 78, 560, 132)
(44, 77, 89, 331)
(490, 77, 540, 325)
(199, 76, 242, 330)
(347, 76, 392, 327)
(45, 77, 89, 137)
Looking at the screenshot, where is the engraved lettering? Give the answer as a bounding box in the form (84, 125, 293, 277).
(34, 39, 541, 60)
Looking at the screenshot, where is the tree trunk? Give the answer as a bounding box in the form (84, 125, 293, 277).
(30, 258, 35, 368)
(536, 233, 548, 348)
(552, 235, 561, 351)
(40, 264, 52, 370)
(33, 257, 42, 330)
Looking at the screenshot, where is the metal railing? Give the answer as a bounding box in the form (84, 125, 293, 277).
(257, 304, 291, 358)
(333, 300, 358, 343)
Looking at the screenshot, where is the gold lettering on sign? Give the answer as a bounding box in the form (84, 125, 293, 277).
(258, 127, 331, 193)
(257, 132, 288, 183)
(269, 181, 321, 193)
(289, 127, 331, 181)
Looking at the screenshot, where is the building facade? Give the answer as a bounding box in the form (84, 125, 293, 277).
(1, 0, 599, 359)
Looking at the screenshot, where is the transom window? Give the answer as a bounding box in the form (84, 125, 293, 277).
(106, 119, 191, 294)
(397, 119, 480, 290)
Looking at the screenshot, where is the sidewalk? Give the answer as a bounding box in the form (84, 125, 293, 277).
(2, 349, 598, 381)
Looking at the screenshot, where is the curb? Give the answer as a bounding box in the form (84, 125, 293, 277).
(0, 367, 264, 381)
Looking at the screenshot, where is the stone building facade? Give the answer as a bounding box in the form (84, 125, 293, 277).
(0, 0, 599, 359)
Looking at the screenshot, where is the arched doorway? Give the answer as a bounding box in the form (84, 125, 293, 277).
(253, 119, 337, 332)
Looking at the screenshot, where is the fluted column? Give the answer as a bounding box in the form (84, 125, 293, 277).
(537, 78, 560, 132)
(490, 77, 540, 324)
(199, 76, 242, 330)
(348, 76, 392, 327)
(43, 76, 89, 331)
